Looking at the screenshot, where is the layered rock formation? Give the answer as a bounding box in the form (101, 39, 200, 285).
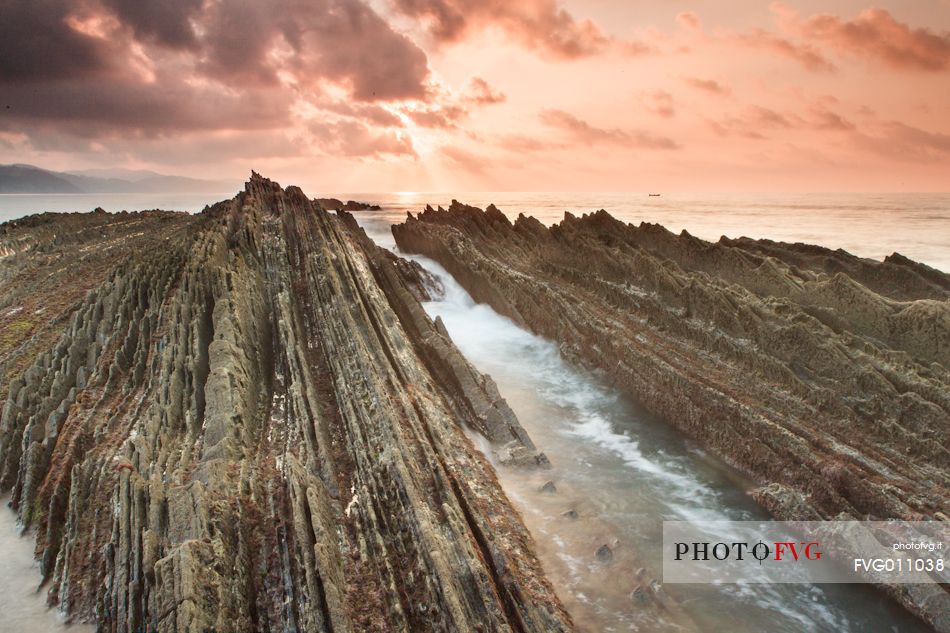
(0, 177, 569, 633)
(393, 202, 950, 630)
(314, 198, 382, 212)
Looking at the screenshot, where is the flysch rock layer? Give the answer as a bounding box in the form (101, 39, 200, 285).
(0, 175, 570, 633)
(392, 202, 950, 631)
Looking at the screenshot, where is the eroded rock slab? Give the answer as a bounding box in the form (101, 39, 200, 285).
(393, 201, 950, 630)
(0, 177, 569, 633)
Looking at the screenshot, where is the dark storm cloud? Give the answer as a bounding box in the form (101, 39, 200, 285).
(168, 0, 432, 100)
(100, 0, 204, 49)
(283, 0, 431, 101)
(188, 0, 433, 100)
(0, 0, 112, 81)
(0, 0, 433, 141)
(0, 0, 616, 168)
(0, 74, 290, 133)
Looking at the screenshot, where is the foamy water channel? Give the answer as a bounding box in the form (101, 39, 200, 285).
(356, 214, 932, 633)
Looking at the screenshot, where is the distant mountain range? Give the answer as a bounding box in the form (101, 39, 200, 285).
(0, 164, 233, 194)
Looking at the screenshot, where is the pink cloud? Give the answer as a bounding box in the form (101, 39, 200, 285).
(684, 77, 731, 95)
(735, 28, 835, 72)
(687, 6, 950, 74)
(794, 7, 950, 71)
(539, 109, 679, 149)
(673, 8, 834, 72)
(809, 106, 856, 131)
(397, 78, 505, 129)
(709, 104, 855, 139)
(463, 77, 506, 105)
(319, 101, 405, 128)
(389, 0, 611, 59)
(855, 121, 950, 161)
(621, 40, 654, 56)
(677, 12, 702, 31)
(310, 120, 416, 158)
(641, 90, 676, 118)
(404, 104, 468, 129)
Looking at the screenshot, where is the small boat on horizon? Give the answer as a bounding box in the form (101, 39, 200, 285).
(648, 193, 661, 197)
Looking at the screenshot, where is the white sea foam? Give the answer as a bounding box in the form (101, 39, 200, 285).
(0, 498, 94, 633)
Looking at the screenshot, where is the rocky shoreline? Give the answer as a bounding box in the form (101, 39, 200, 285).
(0, 177, 569, 632)
(313, 198, 383, 212)
(393, 201, 950, 631)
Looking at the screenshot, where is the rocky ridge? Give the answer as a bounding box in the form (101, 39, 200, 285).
(0, 177, 568, 633)
(393, 201, 950, 631)
(314, 198, 382, 212)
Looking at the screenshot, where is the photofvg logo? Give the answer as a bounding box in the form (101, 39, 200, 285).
(662, 521, 950, 584)
(674, 539, 822, 563)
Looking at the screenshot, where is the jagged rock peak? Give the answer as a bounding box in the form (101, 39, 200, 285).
(0, 180, 570, 633)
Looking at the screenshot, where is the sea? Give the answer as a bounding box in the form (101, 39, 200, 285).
(1, 191, 948, 272)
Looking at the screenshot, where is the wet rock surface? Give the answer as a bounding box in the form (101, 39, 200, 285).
(0, 177, 570, 633)
(393, 201, 950, 629)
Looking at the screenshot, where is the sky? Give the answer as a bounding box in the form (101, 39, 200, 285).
(1, 0, 949, 192)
